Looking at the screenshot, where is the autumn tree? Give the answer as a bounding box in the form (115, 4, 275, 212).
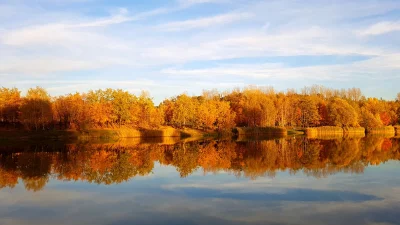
(359, 107, 382, 128)
(171, 94, 198, 127)
(1, 84, 399, 132)
(134, 91, 163, 128)
(327, 98, 358, 127)
(159, 99, 174, 125)
(111, 89, 135, 127)
(242, 88, 276, 127)
(69, 93, 90, 130)
(318, 100, 329, 126)
(379, 112, 391, 126)
(53, 95, 70, 129)
(20, 87, 53, 130)
(360, 97, 394, 125)
(285, 92, 300, 127)
(347, 87, 363, 101)
(362, 98, 384, 116)
(297, 96, 320, 127)
(223, 89, 247, 126)
(54, 93, 90, 130)
(276, 93, 291, 127)
(386, 101, 399, 125)
(215, 101, 236, 132)
(0, 87, 21, 127)
(197, 99, 219, 130)
(85, 89, 113, 127)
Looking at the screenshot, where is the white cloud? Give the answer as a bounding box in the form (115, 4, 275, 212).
(0, 58, 112, 74)
(139, 26, 384, 65)
(157, 12, 253, 31)
(74, 14, 135, 28)
(177, 0, 230, 7)
(161, 54, 400, 80)
(358, 21, 400, 36)
(3, 24, 82, 46)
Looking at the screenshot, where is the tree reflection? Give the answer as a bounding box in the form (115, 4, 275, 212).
(0, 136, 399, 191)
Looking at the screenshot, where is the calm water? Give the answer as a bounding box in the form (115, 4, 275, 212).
(1, 136, 400, 225)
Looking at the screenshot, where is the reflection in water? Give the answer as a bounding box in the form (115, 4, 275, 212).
(1, 136, 399, 192)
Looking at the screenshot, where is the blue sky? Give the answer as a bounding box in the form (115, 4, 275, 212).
(0, 0, 400, 103)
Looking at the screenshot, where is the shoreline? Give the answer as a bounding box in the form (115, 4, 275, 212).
(0, 125, 398, 142)
(0, 127, 210, 141)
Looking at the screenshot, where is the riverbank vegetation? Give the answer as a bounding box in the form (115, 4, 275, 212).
(1, 85, 400, 137)
(234, 127, 287, 137)
(395, 126, 400, 136)
(366, 126, 395, 135)
(305, 126, 366, 138)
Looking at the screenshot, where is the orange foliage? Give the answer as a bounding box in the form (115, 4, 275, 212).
(1, 85, 399, 132)
(381, 139, 392, 152)
(380, 112, 391, 126)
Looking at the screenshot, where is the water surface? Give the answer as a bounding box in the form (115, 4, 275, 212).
(1, 136, 400, 225)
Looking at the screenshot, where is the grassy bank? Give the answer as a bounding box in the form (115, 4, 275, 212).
(343, 127, 366, 138)
(394, 126, 400, 136)
(305, 126, 365, 138)
(343, 127, 365, 134)
(305, 126, 343, 137)
(285, 127, 306, 135)
(0, 130, 80, 141)
(366, 126, 395, 135)
(305, 126, 396, 138)
(0, 126, 207, 141)
(234, 127, 287, 139)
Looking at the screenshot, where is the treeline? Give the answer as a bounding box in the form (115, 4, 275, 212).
(1, 85, 400, 132)
(1, 137, 399, 191)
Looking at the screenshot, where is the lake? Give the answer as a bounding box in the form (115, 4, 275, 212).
(1, 136, 399, 225)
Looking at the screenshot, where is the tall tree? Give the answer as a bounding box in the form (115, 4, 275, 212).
(327, 98, 358, 127)
(215, 101, 236, 132)
(171, 94, 198, 127)
(242, 88, 276, 127)
(359, 107, 382, 128)
(111, 89, 135, 127)
(0, 87, 21, 126)
(298, 96, 320, 127)
(20, 87, 53, 130)
(85, 89, 113, 127)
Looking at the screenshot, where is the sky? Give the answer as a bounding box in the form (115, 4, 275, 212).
(0, 0, 400, 103)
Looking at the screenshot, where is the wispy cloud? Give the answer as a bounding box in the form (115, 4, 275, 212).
(177, 0, 230, 7)
(162, 54, 400, 80)
(73, 8, 136, 28)
(358, 21, 400, 36)
(157, 12, 252, 31)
